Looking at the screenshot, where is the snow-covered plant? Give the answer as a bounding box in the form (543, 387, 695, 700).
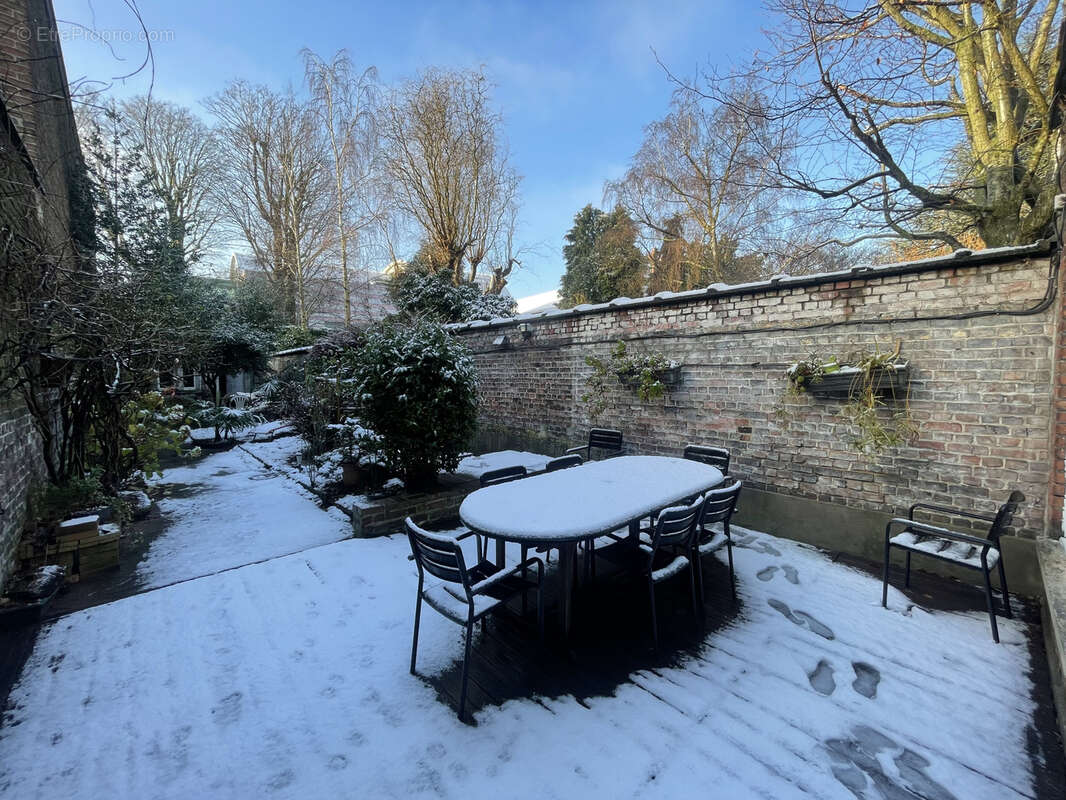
(388, 268, 516, 323)
(196, 404, 265, 442)
(349, 318, 478, 487)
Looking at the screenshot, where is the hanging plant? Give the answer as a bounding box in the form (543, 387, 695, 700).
(785, 342, 916, 454)
(582, 340, 680, 421)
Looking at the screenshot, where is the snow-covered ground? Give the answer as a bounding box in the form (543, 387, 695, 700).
(139, 437, 351, 589)
(0, 457, 1041, 800)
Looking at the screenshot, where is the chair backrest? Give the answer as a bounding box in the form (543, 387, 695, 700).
(650, 495, 703, 551)
(546, 454, 583, 472)
(700, 480, 742, 526)
(405, 517, 469, 587)
(480, 465, 527, 487)
(988, 490, 1025, 543)
(589, 428, 623, 454)
(684, 444, 730, 475)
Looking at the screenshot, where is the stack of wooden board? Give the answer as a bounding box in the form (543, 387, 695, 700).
(19, 514, 120, 577)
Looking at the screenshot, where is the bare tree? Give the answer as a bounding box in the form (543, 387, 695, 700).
(120, 96, 224, 263)
(303, 49, 382, 326)
(207, 81, 334, 326)
(607, 90, 777, 285)
(380, 68, 520, 287)
(695, 0, 1062, 250)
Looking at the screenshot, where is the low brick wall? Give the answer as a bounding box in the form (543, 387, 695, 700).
(348, 473, 479, 538)
(453, 243, 1060, 548)
(0, 397, 46, 587)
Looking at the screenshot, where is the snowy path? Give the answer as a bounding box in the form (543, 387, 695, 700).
(0, 515, 1045, 798)
(138, 436, 351, 589)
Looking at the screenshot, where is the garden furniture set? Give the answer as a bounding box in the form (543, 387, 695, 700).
(408, 427, 1023, 718)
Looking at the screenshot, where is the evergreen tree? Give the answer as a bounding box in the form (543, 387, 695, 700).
(560, 205, 647, 307)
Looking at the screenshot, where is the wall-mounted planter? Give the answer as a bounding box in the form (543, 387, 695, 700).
(617, 364, 682, 390)
(801, 363, 910, 400)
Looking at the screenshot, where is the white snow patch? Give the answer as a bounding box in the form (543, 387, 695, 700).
(454, 450, 552, 479)
(0, 523, 1040, 799)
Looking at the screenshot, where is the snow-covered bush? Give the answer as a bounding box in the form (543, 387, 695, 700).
(349, 318, 478, 487)
(195, 405, 265, 441)
(388, 268, 516, 323)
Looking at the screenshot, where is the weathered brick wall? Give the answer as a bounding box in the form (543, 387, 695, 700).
(455, 244, 1058, 540)
(0, 0, 85, 587)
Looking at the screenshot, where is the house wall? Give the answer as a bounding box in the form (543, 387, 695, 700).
(453, 243, 1060, 591)
(0, 0, 87, 587)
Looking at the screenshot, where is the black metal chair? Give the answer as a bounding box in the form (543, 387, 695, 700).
(881, 490, 1024, 643)
(566, 428, 623, 461)
(690, 480, 742, 605)
(598, 496, 703, 648)
(406, 517, 544, 721)
(683, 444, 730, 476)
(545, 453, 583, 472)
(480, 465, 527, 487)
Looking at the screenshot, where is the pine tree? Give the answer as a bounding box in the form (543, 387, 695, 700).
(560, 205, 647, 306)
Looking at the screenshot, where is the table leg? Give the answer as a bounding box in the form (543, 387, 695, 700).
(495, 538, 506, 568)
(628, 519, 639, 543)
(558, 542, 575, 637)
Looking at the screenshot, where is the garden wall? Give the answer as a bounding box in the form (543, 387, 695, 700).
(453, 241, 1061, 592)
(0, 0, 87, 587)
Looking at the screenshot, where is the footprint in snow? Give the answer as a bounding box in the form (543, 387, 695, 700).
(851, 662, 881, 699)
(757, 565, 800, 584)
(768, 599, 835, 640)
(807, 660, 836, 696)
(826, 725, 956, 800)
(211, 691, 242, 725)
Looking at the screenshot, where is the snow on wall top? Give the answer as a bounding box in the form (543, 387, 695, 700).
(447, 240, 1054, 333)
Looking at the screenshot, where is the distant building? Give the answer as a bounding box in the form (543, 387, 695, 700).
(229, 252, 395, 330)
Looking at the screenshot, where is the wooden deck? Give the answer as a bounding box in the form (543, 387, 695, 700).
(421, 522, 1066, 800)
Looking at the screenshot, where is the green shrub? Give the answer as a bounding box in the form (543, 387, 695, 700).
(349, 318, 478, 487)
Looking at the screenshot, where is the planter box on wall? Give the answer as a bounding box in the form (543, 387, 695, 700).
(803, 364, 910, 400)
(617, 364, 683, 390)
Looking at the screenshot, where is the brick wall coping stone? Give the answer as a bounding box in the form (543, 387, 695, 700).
(448, 240, 1055, 333)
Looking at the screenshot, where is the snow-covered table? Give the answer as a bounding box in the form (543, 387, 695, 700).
(459, 456, 724, 635)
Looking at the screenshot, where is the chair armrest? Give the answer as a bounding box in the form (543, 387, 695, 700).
(886, 518, 993, 549)
(565, 445, 589, 458)
(454, 529, 477, 541)
(909, 502, 997, 523)
(470, 557, 543, 594)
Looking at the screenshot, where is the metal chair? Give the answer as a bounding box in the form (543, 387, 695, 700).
(598, 496, 703, 648)
(691, 481, 743, 605)
(881, 490, 1024, 643)
(480, 465, 527, 487)
(566, 428, 623, 461)
(406, 517, 544, 721)
(683, 444, 730, 476)
(545, 453, 583, 472)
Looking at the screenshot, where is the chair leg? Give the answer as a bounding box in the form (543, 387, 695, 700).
(459, 621, 474, 721)
(997, 557, 1012, 619)
(648, 578, 659, 650)
(688, 561, 700, 618)
(410, 594, 423, 675)
(904, 551, 912, 588)
(981, 567, 1000, 644)
(520, 545, 528, 615)
(726, 541, 737, 602)
(881, 539, 891, 608)
(694, 550, 706, 608)
(536, 580, 544, 642)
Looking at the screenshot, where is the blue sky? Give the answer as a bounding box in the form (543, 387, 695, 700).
(53, 0, 769, 298)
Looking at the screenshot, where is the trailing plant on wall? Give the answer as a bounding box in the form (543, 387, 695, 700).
(582, 340, 679, 421)
(784, 342, 916, 454)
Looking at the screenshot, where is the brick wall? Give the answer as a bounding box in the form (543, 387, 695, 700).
(454, 243, 1059, 540)
(0, 0, 86, 587)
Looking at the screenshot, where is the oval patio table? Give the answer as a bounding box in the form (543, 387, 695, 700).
(459, 455, 724, 637)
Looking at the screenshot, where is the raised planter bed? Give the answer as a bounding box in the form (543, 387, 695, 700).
(0, 565, 66, 629)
